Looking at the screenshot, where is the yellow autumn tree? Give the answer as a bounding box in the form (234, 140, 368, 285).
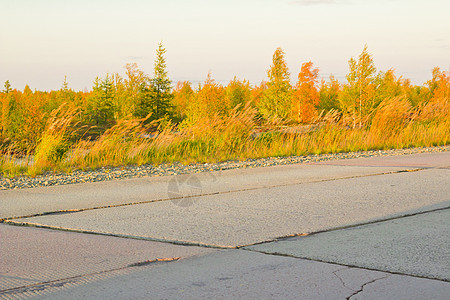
(258, 48, 292, 120)
(291, 61, 320, 123)
(373, 69, 404, 106)
(184, 73, 226, 125)
(251, 81, 267, 109)
(339, 45, 376, 128)
(420, 67, 450, 122)
(172, 81, 194, 120)
(123, 63, 147, 117)
(428, 67, 450, 100)
(225, 77, 252, 110)
(318, 75, 341, 112)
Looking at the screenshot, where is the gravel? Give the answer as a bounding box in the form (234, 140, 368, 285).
(0, 146, 448, 190)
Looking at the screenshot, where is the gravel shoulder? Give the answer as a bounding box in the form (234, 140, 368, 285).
(1, 145, 448, 190)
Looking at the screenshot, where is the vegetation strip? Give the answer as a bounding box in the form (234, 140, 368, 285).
(1, 45, 449, 178)
(1, 145, 447, 190)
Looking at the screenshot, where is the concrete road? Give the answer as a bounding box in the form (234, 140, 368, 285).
(0, 151, 449, 299)
(246, 209, 450, 280)
(20, 250, 450, 300)
(6, 168, 449, 247)
(0, 225, 214, 293)
(1, 164, 409, 220)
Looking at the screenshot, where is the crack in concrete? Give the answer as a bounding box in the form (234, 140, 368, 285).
(1, 220, 235, 250)
(0, 257, 180, 297)
(3, 206, 449, 256)
(0, 168, 422, 222)
(332, 267, 356, 292)
(242, 248, 450, 282)
(346, 274, 391, 300)
(238, 206, 450, 248)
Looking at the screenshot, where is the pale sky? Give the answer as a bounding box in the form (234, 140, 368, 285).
(1, 0, 449, 91)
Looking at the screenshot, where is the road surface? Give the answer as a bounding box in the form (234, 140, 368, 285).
(1, 151, 449, 299)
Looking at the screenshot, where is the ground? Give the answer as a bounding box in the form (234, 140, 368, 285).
(0, 150, 449, 299)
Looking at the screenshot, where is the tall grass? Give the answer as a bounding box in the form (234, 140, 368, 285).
(0, 143, 31, 177)
(26, 104, 79, 176)
(1, 97, 448, 178)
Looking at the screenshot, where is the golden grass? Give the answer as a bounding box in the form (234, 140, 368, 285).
(1, 98, 449, 178)
(27, 104, 79, 176)
(0, 143, 32, 177)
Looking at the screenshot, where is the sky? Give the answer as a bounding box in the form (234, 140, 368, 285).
(1, 0, 449, 91)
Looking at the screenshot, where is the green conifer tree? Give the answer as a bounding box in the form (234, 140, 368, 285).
(3, 80, 12, 94)
(88, 75, 115, 125)
(136, 42, 173, 122)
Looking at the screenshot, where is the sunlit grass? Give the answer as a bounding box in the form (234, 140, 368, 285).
(1, 98, 448, 178)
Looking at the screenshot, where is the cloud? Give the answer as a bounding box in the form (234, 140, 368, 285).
(289, 0, 346, 6)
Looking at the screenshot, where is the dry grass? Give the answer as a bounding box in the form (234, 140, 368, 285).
(1, 98, 448, 178)
(0, 143, 32, 177)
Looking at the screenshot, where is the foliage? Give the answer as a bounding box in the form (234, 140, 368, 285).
(31, 104, 79, 175)
(292, 62, 320, 123)
(428, 67, 450, 100)
(258, 48, 292, 120)
(370, 96, 412, 134)
(172, 81, 194, 120)
(374, 69, 404, 106)
(225, 77, 252, 110)
(183, 73, 227, 126)
(3, 80, 12, 94)
(338, 45, 377, 128)
(0, 44, 449, 177)
(87, 75, 115, 126)
(121, 63, 147, 118)
(318, 75, 341, 112)
(136, 42, 173, 122)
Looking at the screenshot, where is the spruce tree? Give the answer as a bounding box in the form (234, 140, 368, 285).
(3, 80, 12, 94)
(137, 42, 173, 122)
(88, 75, 115, 125)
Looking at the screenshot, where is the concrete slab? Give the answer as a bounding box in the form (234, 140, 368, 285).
(1, 152, 449, 298)
(0, 164, 408, 220)
(346, 273, 450, 299)
(247, 209, 450, 281)
(8, 168, 449, 247)
(12, 250, 450, 299)
(0, 224, 215, 292)
(312, 151, 450, 168)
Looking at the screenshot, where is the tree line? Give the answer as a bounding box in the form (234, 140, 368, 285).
(1, 43, 449, 152)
